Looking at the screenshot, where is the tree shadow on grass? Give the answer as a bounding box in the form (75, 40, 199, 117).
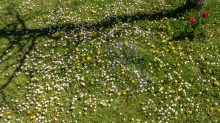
(0, 1, 206, 114)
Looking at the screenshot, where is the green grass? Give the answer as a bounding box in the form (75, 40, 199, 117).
(0, 0, 220, 122)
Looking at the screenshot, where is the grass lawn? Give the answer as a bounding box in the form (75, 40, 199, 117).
(0, 0, 220, 122)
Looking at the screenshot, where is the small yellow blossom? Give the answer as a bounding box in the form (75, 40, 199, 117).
(189, 111, 192, 114)
(203, 70, 206, 72)
(43, 16, 47, 19)
(157, 32, 160, 34)
(121, 65, 124, 68)
(181, 57, 183, 59)
(161, 87, 164, 90)
(30, 7, 32, 9)
(123, 91, 126, 95)
(6, 112, 10, 115)
(166, 49, 169, 52)
(160, 65, 163, 68)
(87, 57, 91, 60)
(27, 111, 30, 114)
(218, 109, 220, 112)
(142, 102, 144, 105)
(66, 48, 69, 51)
(75, 47, 78, 50)
(163, 26, 166, 28)
(38, 109, 41, 112)
(163, 47, 165, 49)
(68, 1, 71, 4)
(151, 44, 155, 48)
(210, 107, 214, 111)
(172, 47, 175, 50)
(187, 45, 189, 47)
(102, 60, 104, 63)
(106, 89, 108, 92)
(168, 86, 171, 89)
(38, 95, 41, 98)
(185, 37, 188, 40)
(169, 42, 172, 45)
(175, 80, 178, 82)
(79, 33, 81, 36)
(164, 17, 167, 19)
(97, 52, 100, 54)
(211, 34, 213, 37)
(30, 116, 36, 119)
(122, 72, 125, 74)
(179, 47, 182, 50)
(87, 99, 89, 102)
(54, 117, 58, 120)
(133, 26, 136, 29)
(210, 86, 213, 88)
(179, 88, 183, 91)
(174, 51, 176, 53)
(77, 66, 79, 68)
(157, 58, 160, 61)
(132, 80, 135, 83)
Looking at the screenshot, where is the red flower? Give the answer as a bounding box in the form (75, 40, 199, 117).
(203, 12, 209, 18)
(190, 17, 196, 23)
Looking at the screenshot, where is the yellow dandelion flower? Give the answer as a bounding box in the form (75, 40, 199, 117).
(162, 18, 164, 20)
(70, 33, 72, 35)
(182, 53, 184, 56)
(177, 74, 180, 76)
(122, 72, 125, 74)
(166, 49, 169, 52)
(211, 34, 213, 37)
(181, 57, 183, 59)
(164, 17, 167, 19)
(156, 50, 159, 53)
(38, 109, 41, 112)
(157, 58, 160, 61)
(151, 44, 155, 48)
(133, 26, 136, 29)
(210, 86, 212, 88)
(218, 109, 220, 112)
(132, 80, 135, 83)
(155, 21, 157, 23)
(179, 88, 183, 91)
(77, 66, 79, 68)
(142, 102, 144, 105)
(169, 42, 172, 45)
(174, 63, 176, 66)
(179, 47, 182, 50)
(133, 39, 135, 41)
(38, 95, 41, 98)
(175, 57, 178, 60)
(57, 32, 59, 35)
(185, 37, 188, 40)
(68, 1, 71, 4)
(125, 41, 128, 44)
(172, 47, 175, 50)
(102, 60, 104, 63)
(168, 86, 171, 89)
(79, 33, 81, 36)
(75, 47, 78, 50)
(178, 30, 180, 32)
(86, 99, 89, 102)
(163, 26, 166, 28)
(161, 87, 164, 90)
(54, 117, 58, 120)
(174, 51, 176, 53)
(157, 32, 160, 34)
(175, 80, 178, 82)
(210, 107, 214, 111)
(93, 108, 96, 111)
(121, 65, 124, 68)
(160, 65, 163, 68)
(97, 52, 100, 54)
(27, 111, 30, 114)
(203, 70, 206, 72)
(123, 91, 126, 95)
(6, 112, 10, 115)
(176, 90, 178, 93)
(106, 89, 108, 92)
(43, 16, 47, 19)
(87, 57, 91, 60)
(91, 34, 93, 36)
(189, 111, 192, 114)
(165, 5, 168, 7)
(66, 48, 69, 51)
(30, 7, 32, 9)
(99, 42, 101, 45)
(163, 47, 165, 49)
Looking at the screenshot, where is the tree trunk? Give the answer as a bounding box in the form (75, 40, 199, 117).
(186, 0, 205, 11)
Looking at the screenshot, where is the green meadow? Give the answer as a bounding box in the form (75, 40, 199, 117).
(0, 0, 220, 122)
